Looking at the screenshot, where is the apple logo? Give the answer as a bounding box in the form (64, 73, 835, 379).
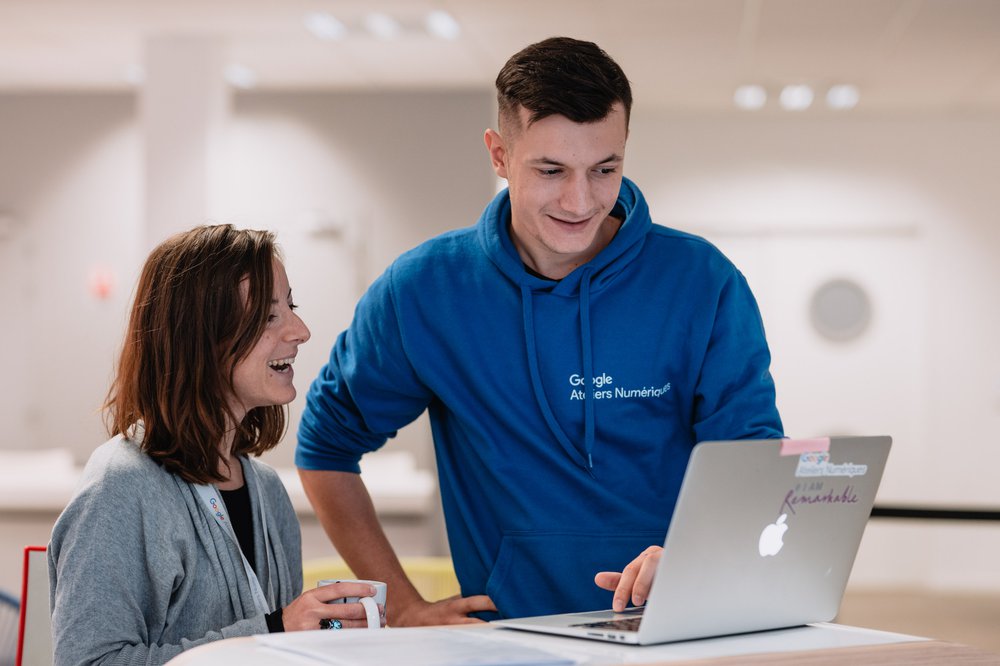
(758, 513, 789, 557)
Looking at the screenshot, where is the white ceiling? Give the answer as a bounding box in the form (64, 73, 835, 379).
(2, 0, 1000, 113)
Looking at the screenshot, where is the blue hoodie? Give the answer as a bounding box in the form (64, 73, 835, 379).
(297, 178, 782, 619)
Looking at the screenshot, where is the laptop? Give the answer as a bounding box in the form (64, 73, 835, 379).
(495, 435, 891, 645)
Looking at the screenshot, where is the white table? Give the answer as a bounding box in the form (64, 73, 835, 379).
(165, 622, 1000, 665)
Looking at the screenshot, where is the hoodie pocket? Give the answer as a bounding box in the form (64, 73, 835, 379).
(485, 530, 665, 619)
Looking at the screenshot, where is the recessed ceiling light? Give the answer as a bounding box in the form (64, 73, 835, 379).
(779, 84, 814, 111)
(364, 12, 402, 40)
(733, 84, 767, 110)
(425, 10, 461, 40)
(304, 12, 347, 41)
(826, 84, 860, 110)
(225, 64, 257, 89)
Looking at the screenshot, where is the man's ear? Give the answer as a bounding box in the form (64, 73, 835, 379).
(483, 128, 508, 179)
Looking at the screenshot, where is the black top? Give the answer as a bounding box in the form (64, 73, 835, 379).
(523, 263, 558, 281)
(220, 484, 255, 571)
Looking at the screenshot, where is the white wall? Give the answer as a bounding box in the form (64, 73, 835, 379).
(2, 91, 999, 592)
(0, 89, 496, 467)
(625, 112, 1000, 590)
(0, 94, 141, 455)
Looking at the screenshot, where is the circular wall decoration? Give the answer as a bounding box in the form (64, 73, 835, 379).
(809, 278, 872, 342)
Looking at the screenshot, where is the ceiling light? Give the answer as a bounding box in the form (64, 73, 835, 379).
(826, 84, 860, 110)
(364, 12, 402, 40)
(225, 64, 257, 89)
(304, 12, 347, 41)
(425, 10, 461, 40)
(733, 84, 767, 110)
(779, 84, 814, 111)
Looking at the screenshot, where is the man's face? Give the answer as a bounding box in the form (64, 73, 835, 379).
(485, 103, 628, 279)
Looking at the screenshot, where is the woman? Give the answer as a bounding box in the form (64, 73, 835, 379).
(49, 225, 376, 665)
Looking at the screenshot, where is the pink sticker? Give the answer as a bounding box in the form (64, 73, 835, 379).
(779, 437, 831, 456)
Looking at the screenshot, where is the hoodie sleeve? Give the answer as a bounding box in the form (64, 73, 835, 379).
(691, 267, 784, 442)
(296, 263, 434, 472)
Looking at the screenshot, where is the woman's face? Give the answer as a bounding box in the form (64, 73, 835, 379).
(230, 258, 310, 419)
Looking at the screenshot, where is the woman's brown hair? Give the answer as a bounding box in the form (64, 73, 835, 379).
(105, 224, 286, 484)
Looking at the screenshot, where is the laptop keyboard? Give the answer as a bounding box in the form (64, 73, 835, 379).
(571, 616, 642, 632)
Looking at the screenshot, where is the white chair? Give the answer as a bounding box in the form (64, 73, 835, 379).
(15, 546, 51, 666)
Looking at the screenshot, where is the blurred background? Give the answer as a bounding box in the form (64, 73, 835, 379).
(1, 0, 998, 652)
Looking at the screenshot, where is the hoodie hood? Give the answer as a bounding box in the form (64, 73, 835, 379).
(476, 177, 652, 475)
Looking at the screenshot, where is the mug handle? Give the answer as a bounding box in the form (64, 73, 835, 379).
(359, 596, 381, 630)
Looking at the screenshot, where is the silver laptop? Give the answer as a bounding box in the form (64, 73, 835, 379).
(495, 435, 891, 645)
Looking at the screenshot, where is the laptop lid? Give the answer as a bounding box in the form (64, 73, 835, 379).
(496, 435, 891, 645)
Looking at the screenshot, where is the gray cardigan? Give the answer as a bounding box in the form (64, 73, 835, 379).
(48, 436, 303, 665)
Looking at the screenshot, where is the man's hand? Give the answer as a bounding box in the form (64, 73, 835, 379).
(298, 471, 496, 626)
(390, 593, 497, 626)
(594, 545, 663, 612)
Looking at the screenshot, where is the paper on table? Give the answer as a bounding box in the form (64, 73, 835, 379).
(255, 628, 576, 666)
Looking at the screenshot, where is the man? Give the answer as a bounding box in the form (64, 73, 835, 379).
(296, 37, 782, 625)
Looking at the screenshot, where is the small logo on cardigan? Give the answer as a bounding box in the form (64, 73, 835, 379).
(209, 497, 226, 522)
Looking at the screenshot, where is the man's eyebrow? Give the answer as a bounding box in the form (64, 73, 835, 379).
(530, 153, 623, 166)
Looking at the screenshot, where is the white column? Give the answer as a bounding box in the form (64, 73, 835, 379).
(141, 35, 230, 250)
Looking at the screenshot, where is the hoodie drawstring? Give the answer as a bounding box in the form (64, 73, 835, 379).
(520, 276, 597, 478)
(579, 268, 595, 472)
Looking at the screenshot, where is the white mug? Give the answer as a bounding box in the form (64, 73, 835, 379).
(317, 579, 387, 629)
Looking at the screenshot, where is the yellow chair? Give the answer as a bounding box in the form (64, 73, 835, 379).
(304, 556, 461, 602)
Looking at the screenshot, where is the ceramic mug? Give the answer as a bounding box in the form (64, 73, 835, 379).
(317, 579, 387, 629)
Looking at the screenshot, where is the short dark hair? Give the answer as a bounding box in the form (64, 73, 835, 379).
(495, 36, 632, 134)
(105, 224, 286, 484)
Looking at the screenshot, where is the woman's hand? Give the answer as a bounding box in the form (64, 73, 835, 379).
(281, 581, 382, 631)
